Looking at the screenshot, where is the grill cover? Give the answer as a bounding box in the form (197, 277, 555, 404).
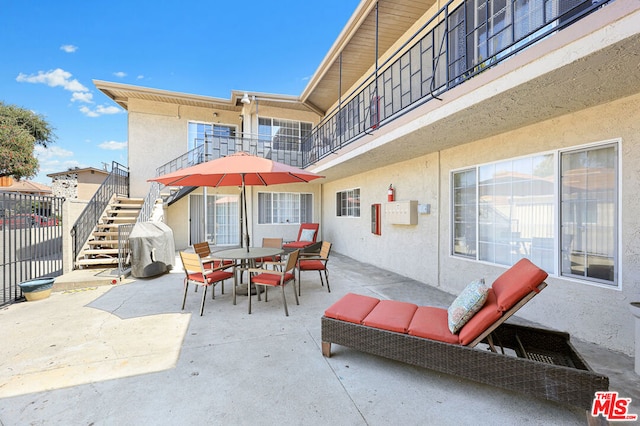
(130, 222, 175, 278)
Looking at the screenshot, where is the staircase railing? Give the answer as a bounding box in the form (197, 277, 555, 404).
(71, 161, 129, 266)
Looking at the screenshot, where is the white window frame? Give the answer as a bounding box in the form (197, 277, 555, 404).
(451, 139, 620, 289)
(257, 192, 313, 225)
(258, 117, 312, 152)
(336, 188, 361, 218)
(188, 121, 237, 151)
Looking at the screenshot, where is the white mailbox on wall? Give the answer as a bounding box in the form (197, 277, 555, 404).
(385, 200, 418, 225)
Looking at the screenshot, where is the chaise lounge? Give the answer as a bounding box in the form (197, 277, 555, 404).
(321, 259, 609, 412)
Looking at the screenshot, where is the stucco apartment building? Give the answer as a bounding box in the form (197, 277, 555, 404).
(95, 0, 640, 357)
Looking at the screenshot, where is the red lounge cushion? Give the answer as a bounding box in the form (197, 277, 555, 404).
(251, 272, 295, 286)
(324, 293, 380, 324)
(283, 241, 313, 249)
(408, 306, 460, 344)
(362, 300, 418, 333)
(458, 289, 502, 345)
(299, 259, 325, 271)
(492, 258, 548, 312)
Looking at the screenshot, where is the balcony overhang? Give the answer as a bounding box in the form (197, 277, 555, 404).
(307, 0, 640, 182)
(93, 81, 315, 114)
(300, 0, 437, 114)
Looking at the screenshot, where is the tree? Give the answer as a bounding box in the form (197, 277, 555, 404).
(0, 101, 56, 180)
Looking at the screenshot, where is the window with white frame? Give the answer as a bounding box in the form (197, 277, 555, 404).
(258, 117, 312, 151)
(336, 188, 360, 217)
(188, 122, 236, 151)
(258, 192, 313, 224)
(451, 141, 618, 286)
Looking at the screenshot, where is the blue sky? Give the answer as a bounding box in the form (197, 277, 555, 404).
(1, 1, 359, 184)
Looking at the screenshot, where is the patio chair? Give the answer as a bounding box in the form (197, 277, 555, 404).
(320, 258, 609, 412)
(179, 251, 234, 316)
(282, 223, 319, 250)
(193, 241, 234, 294)
(246, 250, 300, 316)
(193, 241, 234, 270)
(254, 238, 283, 269)
(297, 241, 332, 295)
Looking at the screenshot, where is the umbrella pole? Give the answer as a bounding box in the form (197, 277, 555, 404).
(242, 176, 250, 252)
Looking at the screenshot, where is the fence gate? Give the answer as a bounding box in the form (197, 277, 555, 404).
(1, 192, 64, 306)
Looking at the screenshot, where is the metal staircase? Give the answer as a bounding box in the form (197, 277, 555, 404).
(75, 197, 143, 269)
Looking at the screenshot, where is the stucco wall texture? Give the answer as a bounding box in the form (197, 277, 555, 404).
(321, 92, 640, 356)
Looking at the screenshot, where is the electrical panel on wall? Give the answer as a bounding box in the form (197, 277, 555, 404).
(385, 200, 418, 225)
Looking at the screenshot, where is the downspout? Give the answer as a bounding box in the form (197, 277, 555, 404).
(437, 150, 441, 288)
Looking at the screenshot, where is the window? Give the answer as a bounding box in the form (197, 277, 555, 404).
(452, 142, 618, 286)
(336, 188, 360, 217)
(188, 122, 236, 151)
(258, 192, 313, 224)
(258, 118, 312, 151)
(560, 144, 617, 284)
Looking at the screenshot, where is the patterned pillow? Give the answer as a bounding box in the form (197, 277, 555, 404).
(447, 278, 488, 334)
(299, 228, 316, 242)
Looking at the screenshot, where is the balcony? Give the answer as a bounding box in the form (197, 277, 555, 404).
(155, 133, 305, 177)
(301, 0, 628, 175)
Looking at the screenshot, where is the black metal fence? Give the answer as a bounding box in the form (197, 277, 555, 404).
(1, 191, 64, 305)
(302, 0, 610, 166)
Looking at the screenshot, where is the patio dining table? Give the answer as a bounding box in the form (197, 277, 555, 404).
(211, 247, 284, 304)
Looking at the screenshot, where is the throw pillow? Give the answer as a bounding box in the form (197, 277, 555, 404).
(299, 228, 316, 242)
(447, 278, 488, 334)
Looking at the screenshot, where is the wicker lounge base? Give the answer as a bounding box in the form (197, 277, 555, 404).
(321, 316, 609, 411)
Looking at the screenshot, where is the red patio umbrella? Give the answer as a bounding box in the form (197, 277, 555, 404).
(149, 152, 324, 251)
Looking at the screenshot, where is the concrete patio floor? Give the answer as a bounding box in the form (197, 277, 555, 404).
(0, 252, 638, 425)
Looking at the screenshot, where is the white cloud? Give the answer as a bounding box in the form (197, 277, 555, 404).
(137, 75, 144, 80)
(32, 145, 81, 181)
(16, 68, 88, 93)
(60, 44, 78, 53)
(113, 71, 126, 78)
(99, 140, 127, 150)
(34, 145, 74, 160)
(71, 91, 93, 103)
(79, 105, 123, 117)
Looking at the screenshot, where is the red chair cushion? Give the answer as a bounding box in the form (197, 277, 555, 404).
(251, 272, 294, 286)
(186, 272, 207, 284)
(283, 241, 313, 249)
(457, 288, 502, 345)
(491, 258, 547, 312)
(299, 259, 325, 271)
(324, 293, 379, 324)
(206, 270, 234, 283)
(253, 255, 282, 263)
(203, 259, 234, 270)
(408, 306, 460, 344)
(362, 300, 418, 333)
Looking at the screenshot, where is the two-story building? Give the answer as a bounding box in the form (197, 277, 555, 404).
(95, 0, 640, 357)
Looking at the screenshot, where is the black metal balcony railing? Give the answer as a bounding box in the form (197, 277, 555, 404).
(155, 134, 304, 178)
(301, 0, 610, 167)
